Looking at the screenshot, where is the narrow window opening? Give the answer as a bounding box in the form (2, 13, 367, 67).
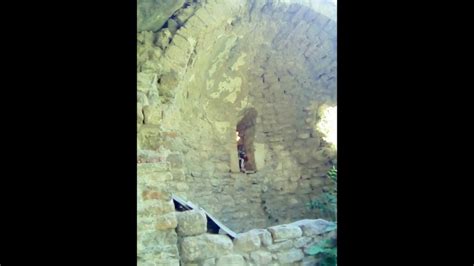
(236, 108, 257, 173)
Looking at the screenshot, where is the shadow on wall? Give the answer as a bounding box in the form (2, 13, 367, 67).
(236, 108, 258, 172)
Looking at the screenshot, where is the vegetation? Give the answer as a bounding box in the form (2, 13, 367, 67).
(306, 238, 337, 266)
(306, 166, 337, 266)
(306, 166, 337, 221)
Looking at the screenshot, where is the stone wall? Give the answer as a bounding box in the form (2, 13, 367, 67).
(176, 209, 337, 266)
(137, 145, 203, 265)
(137, 161, 180, 265)
(137, 0, 337, 232)
(137, 0, 337, 264)
(136, 148, 336, 265)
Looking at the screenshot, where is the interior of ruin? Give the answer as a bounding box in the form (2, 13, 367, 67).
(137, 0, 337, 264)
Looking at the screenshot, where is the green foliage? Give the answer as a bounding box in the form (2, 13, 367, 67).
(306, 166, 338, 265)
(307, 166, 337, 220)
(327, 166, 337, 181)
(307, 239, 337, 266)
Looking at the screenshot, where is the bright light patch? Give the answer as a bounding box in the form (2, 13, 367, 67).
(236, 131, 240, 142)
(316, 105, 337, 150)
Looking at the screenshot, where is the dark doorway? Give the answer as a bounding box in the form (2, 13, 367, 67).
(236, 108, 257, 172)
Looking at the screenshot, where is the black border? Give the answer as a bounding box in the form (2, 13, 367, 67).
(337, 0, 472, 264)
(2, 0, 137, 264)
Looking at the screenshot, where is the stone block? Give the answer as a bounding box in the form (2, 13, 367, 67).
(137, 91, 149, 106)
(141, 189, 171, 201)
(171, 169, 186, 181)
(250, 250, 272, 265)
(193, 8, 212, 26)
(137, 125, 162, 150)
(182, 263, 199, 266)
(147, 89, 161, 105)
(291, 219, 337, 236)
(155, 212, 177, 230)
(165, 44, 189, 67)
(143, 105, 162, 125)
(267, 240, 293, 252)
(175, 6, 195, 25)
(181, 234, 233, 261)
(216, 254, 245, 266)
(202, 258, 216, 266)
(233, 230, 261, 252)
(137, 72, 157, 92)
(171, 34, 191, 51)
(156, 28, 173, 50)
(147, 171, 173, 183)
(174, 182, 190, 191)
(137, 229, 178, 257)
(167, 18, 179, 35)
(137, 103, 144, 124)
(276, 249, 304, 264)
(143, 258, 179, 266)
(184, 15, 207, 30)
(137, 0, 186, 32)
(139, 199, 175, 214)
(167, 153, 184, 168)
(176, 210, 207, 236)
(268, 224, 302, 242)
(294, 236, 313, 248)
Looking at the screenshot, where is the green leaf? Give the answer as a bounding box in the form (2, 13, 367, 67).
(306, 245, 325, 255)
(326, 247, 337, 256)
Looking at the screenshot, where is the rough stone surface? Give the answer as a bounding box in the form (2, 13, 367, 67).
(138, 0, 186, 31)
(138, 258, 180, 266)
(137, 229, 178, 255)
(216, 254, 245, 266)
(177, 210, 208, 236)
(155, 212, 178, 230)
(294, 236, 313, 248)
(302, 256, 320, 266)
(250, 250, 273, 265)
(181, 234, 234, 261)
(182, 263, 199, 266)
(202, 258, 216, 266)
(233, 230, 262, 252)
(137, 0, 337, 264)
(137, 0, 337, 233)
(276, 249, 305, 264)
(268, 224, 303, 241)
(248, 229, 273, 246)
(139, 199, 175, 216)
(173, 217, 336, 265)
(292, 219, 337, 236)
(267, 240, 294, 252)
(143, 105, 162, 125)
